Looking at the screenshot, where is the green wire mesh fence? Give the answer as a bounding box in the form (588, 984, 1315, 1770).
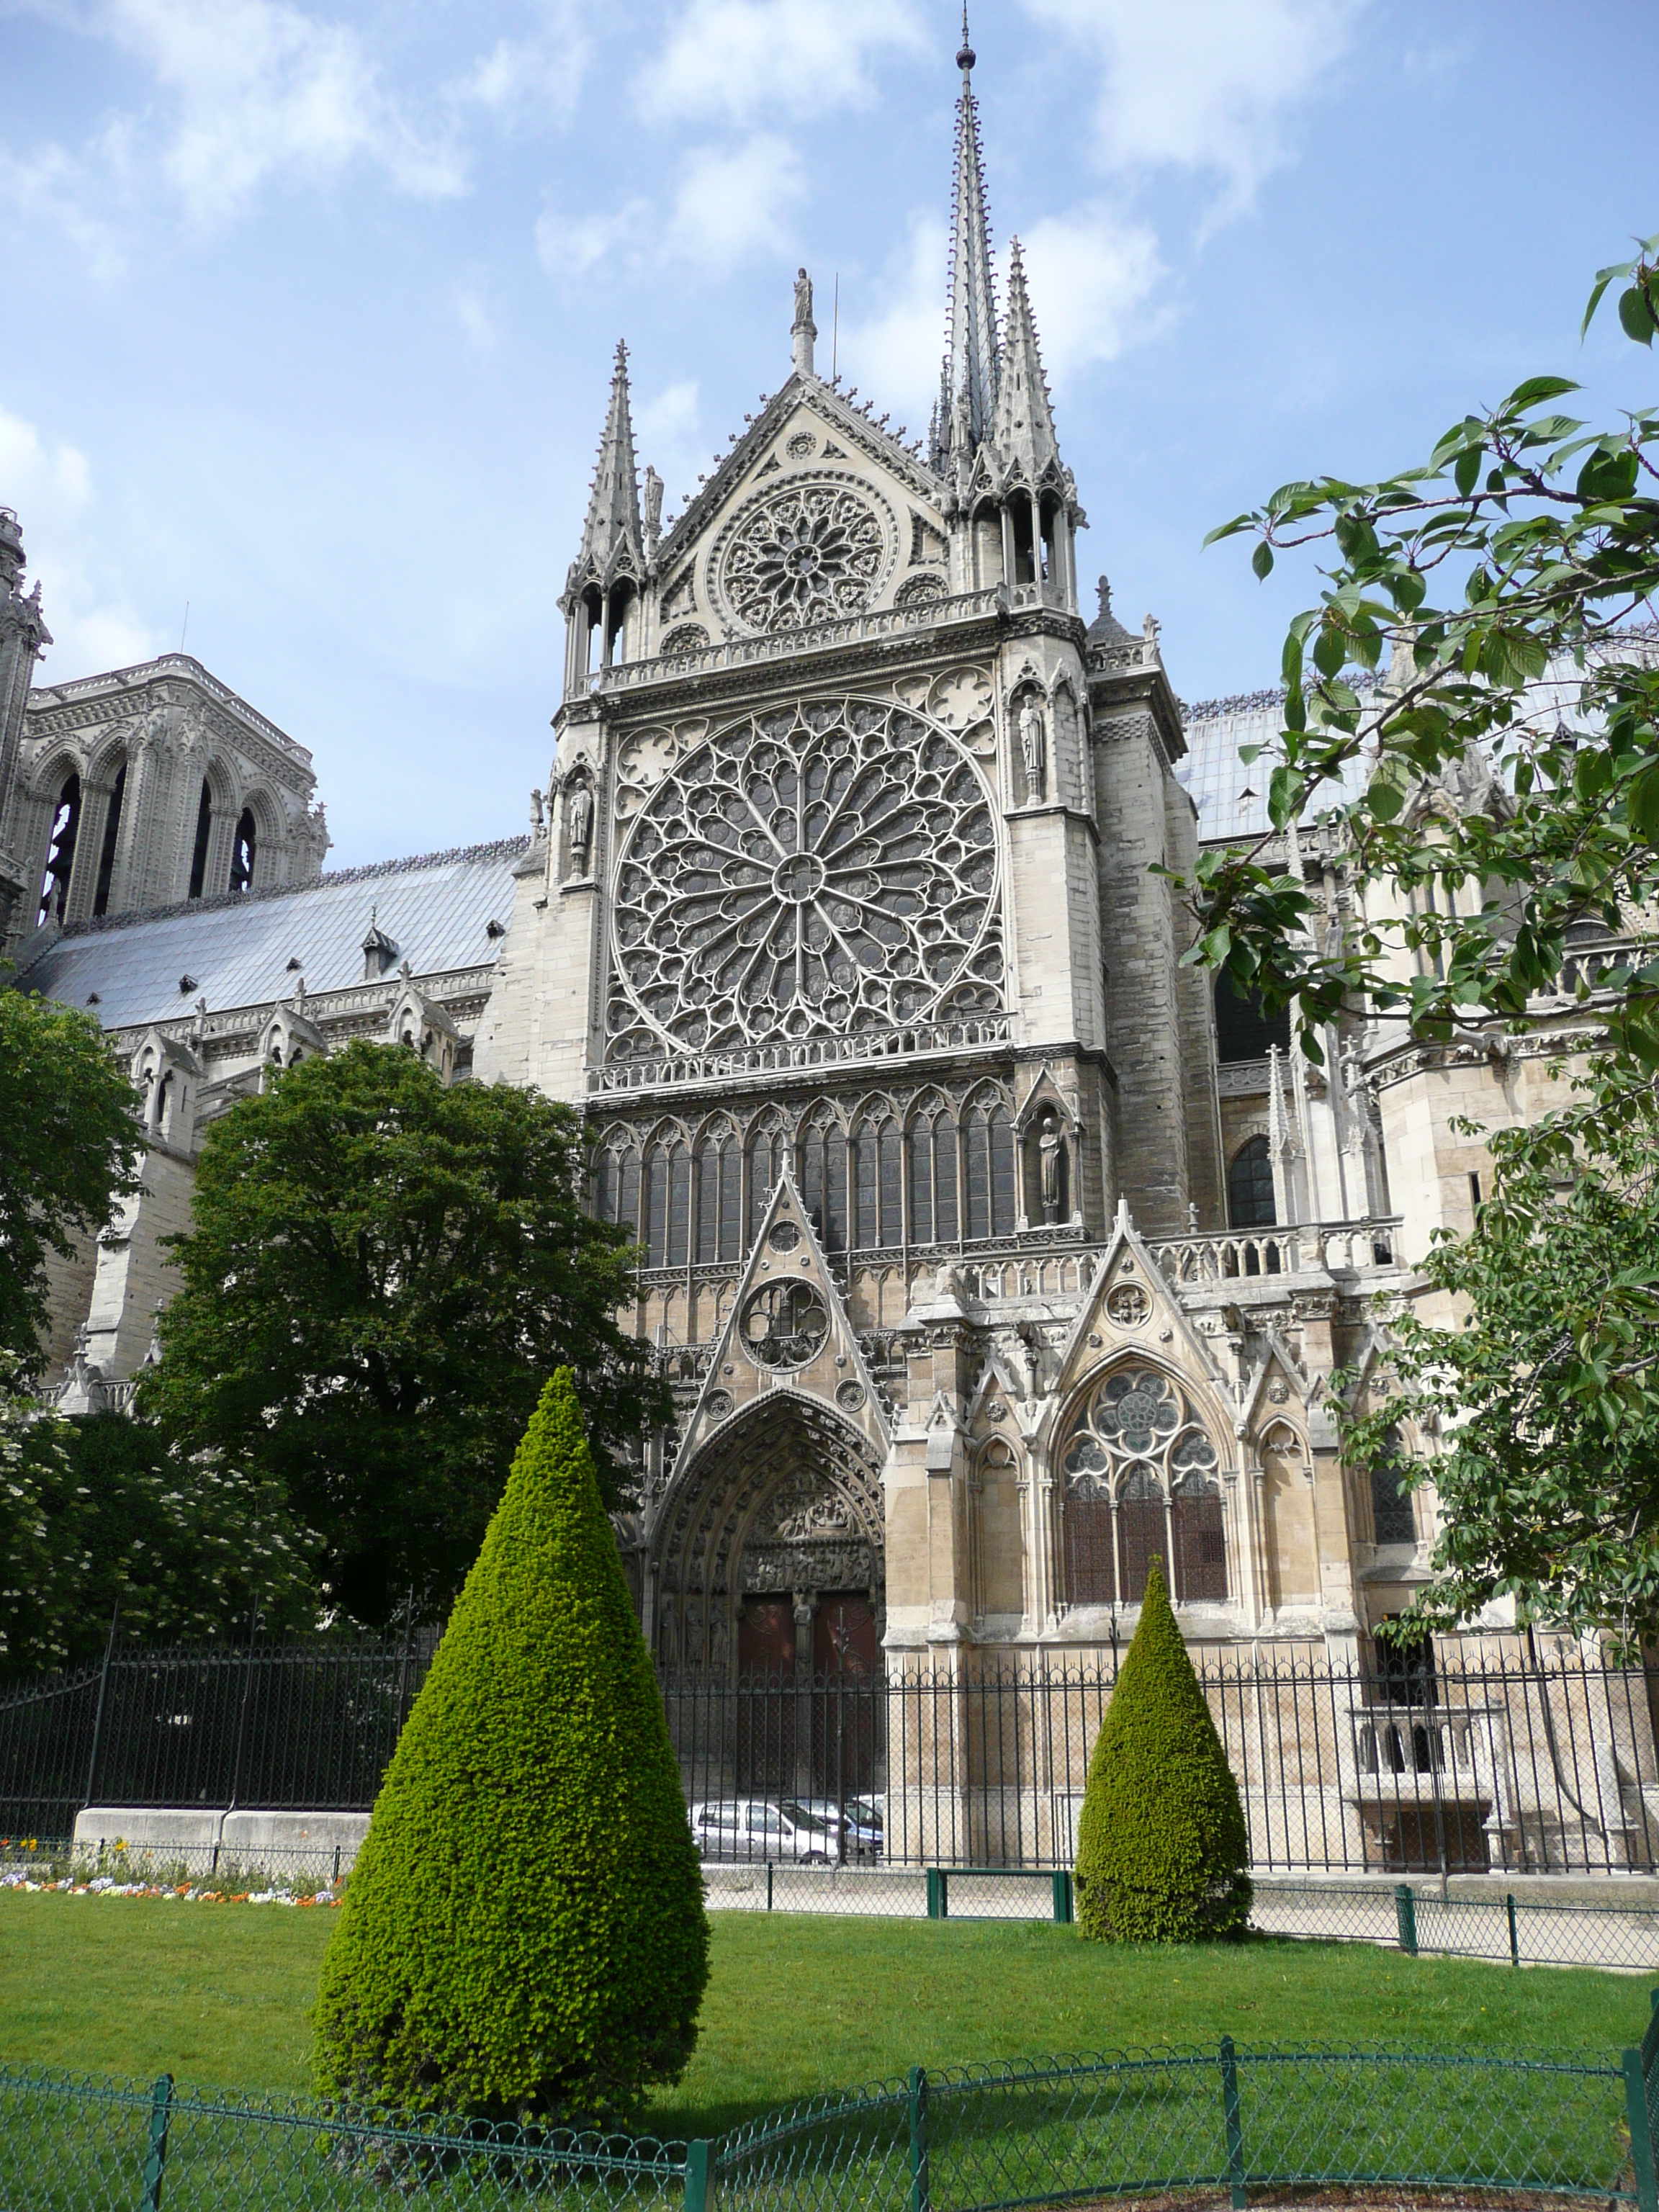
(8, 2015, 1659, 2212)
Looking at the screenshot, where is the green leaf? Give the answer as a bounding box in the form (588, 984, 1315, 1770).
(1619, 284, 1657, 346)
(1506, 374, 1581, 410)
(1583, 261, 1632, 338)
(1251, 539, 1274, 580)
(1629, 765, 1659, 840)
(1454, 447, 1482, 496)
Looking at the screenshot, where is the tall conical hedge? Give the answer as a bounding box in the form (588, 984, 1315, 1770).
(313, 1370, 708, 2126)
(1074, 1557, 1251, 1943)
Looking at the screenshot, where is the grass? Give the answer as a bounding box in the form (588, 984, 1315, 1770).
(0, 1894, 1650, 2138)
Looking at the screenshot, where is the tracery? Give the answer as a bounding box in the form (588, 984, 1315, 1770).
(608, 698, 1004, 1061)
(1058, 1367, 1227, 1608)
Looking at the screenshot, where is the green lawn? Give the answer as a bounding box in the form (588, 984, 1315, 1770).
(1, 1895, 1649, 2138)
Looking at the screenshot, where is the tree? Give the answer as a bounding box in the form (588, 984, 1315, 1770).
(0, 991, 142, 1377)
(0, 1355, 320, 1680)
(140, 1042, 664, 1629)
(1344, 1112, 1659, 1650)
(313, 1370, 709, 2128)
(1187, 235, 1659, 1120)
(1074, 1558, 1251, 1943)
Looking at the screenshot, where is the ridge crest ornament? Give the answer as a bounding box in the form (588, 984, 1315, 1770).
(608, 698, 1004, 1056)
(719, 482, 886, 633)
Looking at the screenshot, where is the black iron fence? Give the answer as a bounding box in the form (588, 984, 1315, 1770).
(8, 1633, 1659, 1879)
(0, 1632, 433, 1838)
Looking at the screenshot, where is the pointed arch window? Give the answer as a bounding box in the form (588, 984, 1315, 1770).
(965, 1102, 1016, 1241)
(186, 777, 213, 900)
(38, 773, 81, 925)
(228, 807, 257, 894)
(747, 1125, 785, 1248)
(696, 1126, 741, 1263)
(1058, 1368, 1229, 1609)
(1228, 1135, 1276, 1229)
(92, 762, 126, 917)
(802, 1118, 848, 1253)
(1370, 1428, 1418, 1545)
(852, 1120, 878, 1249)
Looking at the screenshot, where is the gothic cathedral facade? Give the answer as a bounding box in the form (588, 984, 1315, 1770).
(3, 38, 1499, 1678)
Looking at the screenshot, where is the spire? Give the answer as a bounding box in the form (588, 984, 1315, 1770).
(577, 341, 644, 582)
(989, 239, 1061, 479)
(940, 9, 998, 462)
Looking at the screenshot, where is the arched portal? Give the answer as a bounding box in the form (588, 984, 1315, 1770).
(652, 1393, 886, 1810)
(652, 1394, 885, 1677)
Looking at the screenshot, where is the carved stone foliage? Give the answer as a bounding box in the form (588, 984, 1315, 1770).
(608, 698, 1003, 1061)
(719, 483, 886, 633)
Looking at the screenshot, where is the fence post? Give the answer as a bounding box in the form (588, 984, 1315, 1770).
(140, 2073, 174, 2212)
(82, 1601, 120, 1812)
(1506, 1893, 1519, 1969)
(1218, 2038, 1246, 2212)
(908, 2064, 930, 2212)
(926, 1868, 945, 1920)
(684, 2139, 715, 2212)
(225, 1604, 261, 1815)
(1051, 1870, 1074, 1924)
(766, 1861, 773, 1913)
(1393, 1883, 1418, 1956)
(1624, 2051, 1658, 2212)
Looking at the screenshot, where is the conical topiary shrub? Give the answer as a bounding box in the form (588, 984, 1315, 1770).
(1074, 1557, 1251, 1943)
(313, 1370, 709, 2126)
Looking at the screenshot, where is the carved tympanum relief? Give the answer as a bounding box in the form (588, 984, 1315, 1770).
(608, 698, 1004, 1059)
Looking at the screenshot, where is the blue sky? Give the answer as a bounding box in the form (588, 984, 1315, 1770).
(2, 0, 1654, 868)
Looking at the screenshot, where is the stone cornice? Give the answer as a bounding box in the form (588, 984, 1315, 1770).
(26, 653, 311, 768)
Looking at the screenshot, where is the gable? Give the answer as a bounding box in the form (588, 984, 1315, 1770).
(654, 382, 950, 647)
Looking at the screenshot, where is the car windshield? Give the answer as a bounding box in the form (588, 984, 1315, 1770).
(780, 1801, 834, 1833)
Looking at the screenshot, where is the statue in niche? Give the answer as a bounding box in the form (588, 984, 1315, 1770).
(793, 268, 814, 326)
(683, 1599, 704, 1669)
(1019, 694, 1047, 802)
(658, 1593, 680, 1669)
(1038, 1111, 1064, 1223)
(643, 467, 664, 540)
(708, 1607, 730, 1675)
(566, 778, 594, 875)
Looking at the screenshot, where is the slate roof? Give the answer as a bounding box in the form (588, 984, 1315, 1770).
(18, 837, 529, 1031)
(1176, 688, 1370, 843)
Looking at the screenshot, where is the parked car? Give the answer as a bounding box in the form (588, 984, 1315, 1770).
(688, 1798, 837, 1863)
(780, 1797, 882, 1861)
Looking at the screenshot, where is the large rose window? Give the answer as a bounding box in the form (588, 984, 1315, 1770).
(608, 700, 1004, 1057)
(720, 485, 885, 633)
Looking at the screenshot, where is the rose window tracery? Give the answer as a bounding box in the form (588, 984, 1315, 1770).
(721, 485, 885, 633)
(608, 700, 1004, 1057)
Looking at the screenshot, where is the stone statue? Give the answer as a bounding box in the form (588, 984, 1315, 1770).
(793, 267, 813, 326)
(567, 778, 593, 872)
(1038, 1112, 1063, 1223)
(1019, 695, 1047, 802)
(529, 787, 544, 830)
(643, 465, 663, 541)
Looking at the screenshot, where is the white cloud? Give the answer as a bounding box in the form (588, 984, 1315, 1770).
(453, 287, 498, 355)
(1022, 0, 1364, 217)
(840, 213, 949, 423)
(0, 403, 158, 679)
(4, 0, 465, 246)
(535, 196, 652, 279)
(637, 0, 925, 123)
(636, 379, 705, 504)
(453, 3, 589, 125)
(1010, 206, 1164, 380)
(665, 135, 804, 273)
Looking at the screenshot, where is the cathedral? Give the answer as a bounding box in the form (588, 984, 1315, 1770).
(0, 35, 1575, 1687)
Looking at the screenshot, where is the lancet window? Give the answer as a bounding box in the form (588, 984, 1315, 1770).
(37, 771, 81, 925)
(1059, 1368, 1227, 1609)
(594, 1085, 1020, 1264)
(187, 776, 214, 901)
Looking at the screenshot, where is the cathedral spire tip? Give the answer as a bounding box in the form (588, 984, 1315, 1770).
(957, 1, 974, 71)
